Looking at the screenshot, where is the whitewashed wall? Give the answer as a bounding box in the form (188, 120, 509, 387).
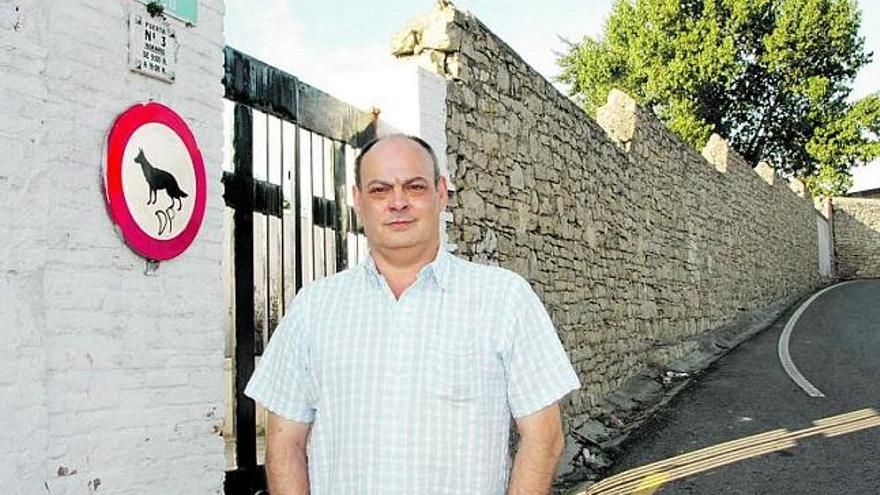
(373, 61, 453, 248)
(0, 1, 226, 493)
(816, 200, 833, 278)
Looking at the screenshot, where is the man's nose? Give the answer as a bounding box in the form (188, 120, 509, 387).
(388, 187, 410, 211)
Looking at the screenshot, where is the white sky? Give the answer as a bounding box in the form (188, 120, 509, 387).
(224, 0, 880, 192)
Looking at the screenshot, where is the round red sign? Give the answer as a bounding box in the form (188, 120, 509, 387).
(104, 102, 207, 260)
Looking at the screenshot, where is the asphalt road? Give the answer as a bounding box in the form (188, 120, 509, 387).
(604, 279, 880, 495)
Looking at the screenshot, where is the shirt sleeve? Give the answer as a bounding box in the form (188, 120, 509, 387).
(503, 275, 581, 418)
(244, 291, 317, 423)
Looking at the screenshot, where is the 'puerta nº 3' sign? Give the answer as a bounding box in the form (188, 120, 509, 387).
(103, 102, 207, 261)
(129, 13, 179, 83)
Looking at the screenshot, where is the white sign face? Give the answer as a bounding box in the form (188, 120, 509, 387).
(121, 123, 196, 239)
(128, 13, 178, 83)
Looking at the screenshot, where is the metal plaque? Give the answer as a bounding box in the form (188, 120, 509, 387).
(128, 13, 178, 83)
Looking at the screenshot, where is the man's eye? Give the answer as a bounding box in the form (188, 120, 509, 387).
(369, 186, 389, 194)
(407, 183, 427, 192)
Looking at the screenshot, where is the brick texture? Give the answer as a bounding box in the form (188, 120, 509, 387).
(1, 1, 226, 493)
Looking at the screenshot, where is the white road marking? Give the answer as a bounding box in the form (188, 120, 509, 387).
(777, 281, 859, 398)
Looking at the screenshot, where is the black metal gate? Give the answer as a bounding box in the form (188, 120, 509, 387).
(221, 46, 376, 494)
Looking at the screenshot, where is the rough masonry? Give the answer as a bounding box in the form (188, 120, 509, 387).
(833, 198, 880, 278)
(393, 4, 827, 433)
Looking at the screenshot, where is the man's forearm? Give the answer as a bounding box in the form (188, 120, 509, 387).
(506, 434, 564, 495)
(265, 414, 312, 495)
(266, 436, 310, 495)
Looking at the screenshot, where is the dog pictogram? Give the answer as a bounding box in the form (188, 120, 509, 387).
(134, 148, 188, 236)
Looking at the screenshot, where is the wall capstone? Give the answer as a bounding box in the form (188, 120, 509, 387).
(391, 2, 465, 80)
(789, 177, 809, 199)
(702, 133, 729, 173)
(755, 161, 776, 185)
(596, 89, 638, 149)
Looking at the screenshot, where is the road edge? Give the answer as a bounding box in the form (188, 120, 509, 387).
(557, 283, 835, 495)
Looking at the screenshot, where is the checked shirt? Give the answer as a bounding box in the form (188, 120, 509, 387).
(245, 249, 581, 494)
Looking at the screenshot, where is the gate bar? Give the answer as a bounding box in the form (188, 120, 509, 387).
(294, 126, 303, 294)
(333, 141, 348, 272)
(232, 103, 257, 472)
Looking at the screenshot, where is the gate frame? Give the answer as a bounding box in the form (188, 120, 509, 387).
(221, 46, 376, 494)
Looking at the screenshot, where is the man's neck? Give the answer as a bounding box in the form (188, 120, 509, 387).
(371, 242, 440, 299)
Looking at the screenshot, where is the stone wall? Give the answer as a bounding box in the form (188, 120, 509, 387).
(846, 188, 880, 199)
(833, 198, 880, 278)
(394, 4, 826, 426)
(0, 1, 226, 493)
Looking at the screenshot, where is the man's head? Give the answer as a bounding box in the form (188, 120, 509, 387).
(355, 134, 440, 189)
(353, 135, 448, 258)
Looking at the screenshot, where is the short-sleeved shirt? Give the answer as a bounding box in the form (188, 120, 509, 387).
(245, 249, 581, 494)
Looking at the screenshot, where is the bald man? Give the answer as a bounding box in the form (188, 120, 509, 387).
(246, 134, 580, 494)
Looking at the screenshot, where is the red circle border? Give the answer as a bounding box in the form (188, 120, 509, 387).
(104, 102, 207, 261)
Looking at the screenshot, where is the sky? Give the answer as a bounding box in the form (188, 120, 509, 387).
(225, 0, 880, 192)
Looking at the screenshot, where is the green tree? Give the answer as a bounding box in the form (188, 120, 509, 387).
(558, 0, 880, 196)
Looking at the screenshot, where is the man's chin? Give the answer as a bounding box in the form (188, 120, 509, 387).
(381, 240, 418, 250)
(374, 235, 427, 251)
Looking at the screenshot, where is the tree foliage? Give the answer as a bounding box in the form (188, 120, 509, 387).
(557, 0, 880, 196)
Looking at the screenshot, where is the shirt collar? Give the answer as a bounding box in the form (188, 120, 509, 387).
(362, 245, 450, 292)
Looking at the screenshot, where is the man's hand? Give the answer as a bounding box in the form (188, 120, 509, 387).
(266, 412, 312, 495)
(507, 402, 565, 495)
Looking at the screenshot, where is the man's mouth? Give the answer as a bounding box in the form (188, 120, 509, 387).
(385, 219, 414, 229)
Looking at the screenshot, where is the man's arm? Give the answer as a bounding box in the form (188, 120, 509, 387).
(265, 412, 312, 495)
(507, 402, 565, 495)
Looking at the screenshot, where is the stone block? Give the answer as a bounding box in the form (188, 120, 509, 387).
(497, 63, 510, 94)
(702, 133, 729, 173)
(754, 161, 775, 185)
(575, 419, 612, 444)
(390, 15, 428, 56)
(421, 16, 463, 53)
(457, 189, 485, 217)
(788, 177, 808, 199)
(596, 89, 638, 146)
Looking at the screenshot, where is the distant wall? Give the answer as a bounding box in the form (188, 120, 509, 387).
(0, 1, 226, 493)
(846, 188, 880, 199)
(394, 4, 826, 425)
(833, 198, 880, 278)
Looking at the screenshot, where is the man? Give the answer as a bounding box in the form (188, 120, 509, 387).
(245, 134, 580, 494)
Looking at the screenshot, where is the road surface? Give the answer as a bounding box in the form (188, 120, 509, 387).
(590, 279, 880, 495)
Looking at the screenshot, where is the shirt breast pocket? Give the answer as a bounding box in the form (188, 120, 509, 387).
(428, 343, 480, 403)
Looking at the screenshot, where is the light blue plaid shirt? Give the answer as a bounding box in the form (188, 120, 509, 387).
(245, 249, 580, 494)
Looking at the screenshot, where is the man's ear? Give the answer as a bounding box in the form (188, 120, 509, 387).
(437, 175, 449, 208)
(352, 184, 361, 216)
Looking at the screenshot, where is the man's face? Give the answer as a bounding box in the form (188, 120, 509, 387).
(353, 137, 448, 257)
